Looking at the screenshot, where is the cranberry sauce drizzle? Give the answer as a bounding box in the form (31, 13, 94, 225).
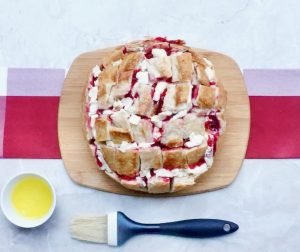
(142, 176, 148, 185)
(165, 48, 172, 56)
(154, 37, 168, 42)
(124, 69, 141, 98)
(152, 126, 163, 143)
(155, 88, 167, 114)
(107, 114, 113, 123)
(168, 39, 185, 45)
(161, 177, 171, 183)
(150, 169, 155, 177)
(118, 174, 137, 181)
(205, 111, 220, 133)
(192, 85, 199, 100)
(89, 76, 98, 86)
(188, 157, 205, 169)
(154, 37, 185, 45)
(132, 69, 140, 86)
(163, 164, 182, 170)
(89, 139, 95, 145)
(96, 109, 105, 115)
(162, 115, 172, 121)
(151, 82, 158, 98)
(157, 76, 172, 83)
(144, 48, 154, 59)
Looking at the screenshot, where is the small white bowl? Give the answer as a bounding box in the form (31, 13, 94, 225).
(0, 173, 56, 228)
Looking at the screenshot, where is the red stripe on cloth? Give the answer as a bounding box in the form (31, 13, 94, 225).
(246, 96, 300, 158)
(0, 97, 6, 157)
(3, 97, 61, 158)
(2, 96, 300, 159)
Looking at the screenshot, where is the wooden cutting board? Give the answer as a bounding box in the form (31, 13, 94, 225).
(58, 45, 250, 196)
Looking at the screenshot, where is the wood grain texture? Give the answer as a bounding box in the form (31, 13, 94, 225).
(58, 45, 250, 197)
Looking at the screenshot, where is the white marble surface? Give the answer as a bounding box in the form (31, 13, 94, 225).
(0, 0, 300, 251)
(1, 159, 300, 252)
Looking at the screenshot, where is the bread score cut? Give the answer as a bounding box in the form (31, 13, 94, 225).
(84, 37, 227, 193)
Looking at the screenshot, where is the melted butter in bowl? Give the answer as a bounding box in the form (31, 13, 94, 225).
(1, 173, 56, 228)
(11, 176, 53, 219)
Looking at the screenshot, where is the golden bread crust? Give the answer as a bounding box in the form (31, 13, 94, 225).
(171, 177, 195, 192)
(175, 82, 190, 105)
(177, 53, 193, 82)
(102, 49, 123, 67)
(109, 127, 133, 144)
(139, 147, 162, 170)
(195, 85, 216, 108)
(100, 145, 116, 171)
(161, 119, 183, 148)
(131, 119, 153, 143)
(95, 118, 110, 142)
(114, 149, 140, 176)
(184, 144, 207, 165)
(162, 149, 187, 169)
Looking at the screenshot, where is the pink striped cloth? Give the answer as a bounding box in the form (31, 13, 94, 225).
(0, 68, 300, 159)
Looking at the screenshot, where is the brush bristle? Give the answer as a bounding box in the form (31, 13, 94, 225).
(70, 215, 108, 243)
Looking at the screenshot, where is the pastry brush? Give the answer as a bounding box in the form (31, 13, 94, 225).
(70, 211, 238, 246)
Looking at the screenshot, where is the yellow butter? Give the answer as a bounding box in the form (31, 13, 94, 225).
(11, 176, 53, 219)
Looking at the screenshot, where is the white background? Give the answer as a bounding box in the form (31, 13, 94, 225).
(0, 0, 300, 251)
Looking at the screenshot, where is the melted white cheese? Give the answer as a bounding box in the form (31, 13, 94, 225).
(154, 169, 173, 177)
(103, 109, 114, 115)
(89, 102, 98, 116)
(139, 169, 152, 179)
(188, 164, 208, 176)
(113, 100, 124, 110)
(90, 114, 98, 128)
(121, 97, 133, 110)
(151, 115, 163, 128)
(136, 71, 149, 84)
(158, 111, 173, 119)
(205, 146, 214, 167)
(139, 60, 148, 71)
(171, 110, 188, 121)
(154, 164, 208, 179)
(153, 81, 167, 102)
(136, 176, 146, 187)
(92, 65, 101, 77)
(88, 87, 98, 103)
(92, 128, 97, 138)
(138, 142, 154, 148)
(119, 141, 138, 152)
(184, 133, 204, 148)
(152, 48, 167, 57)
(203, 58, 216, 81)
(129, 114, 141, 125)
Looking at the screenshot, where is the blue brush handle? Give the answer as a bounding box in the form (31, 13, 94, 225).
(117, 212, 238, 246)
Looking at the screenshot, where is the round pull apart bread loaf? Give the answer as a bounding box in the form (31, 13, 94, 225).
(84, 37, 227, 194)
